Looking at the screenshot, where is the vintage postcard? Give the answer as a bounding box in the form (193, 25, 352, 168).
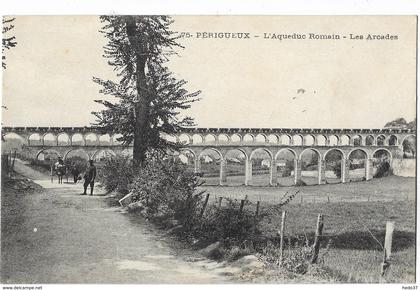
(1, 15, 417, 286)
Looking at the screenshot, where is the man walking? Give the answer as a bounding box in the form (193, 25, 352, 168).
(71, 163, 80, 183)
(81, 160, 97, 196)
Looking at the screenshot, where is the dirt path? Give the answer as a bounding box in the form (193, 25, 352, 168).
(1, 164, 230, 283)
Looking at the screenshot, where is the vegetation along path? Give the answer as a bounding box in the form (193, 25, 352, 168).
(2, 161, 229, 283)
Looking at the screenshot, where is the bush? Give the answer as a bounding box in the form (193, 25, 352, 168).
(374, 160, 392, 178)
(65, 156, 88, 174)
(332, 162, 341, 178)
(97, 154, 134, 195)
(196, 198, 261, 245)
(129, 156, 205, 232)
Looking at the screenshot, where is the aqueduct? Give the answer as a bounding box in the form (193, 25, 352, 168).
(2, 126, 415, 186)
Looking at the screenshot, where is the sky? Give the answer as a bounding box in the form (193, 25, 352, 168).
(2, 15, 417, 129)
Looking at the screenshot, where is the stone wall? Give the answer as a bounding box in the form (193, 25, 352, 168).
(392, 159, 416, 177)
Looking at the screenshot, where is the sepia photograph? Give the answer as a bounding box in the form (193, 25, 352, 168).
(1, 13, 417, 286)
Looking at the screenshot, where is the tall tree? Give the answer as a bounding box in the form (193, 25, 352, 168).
(2, 17, 17, 69)
(93, 16, 200, 168)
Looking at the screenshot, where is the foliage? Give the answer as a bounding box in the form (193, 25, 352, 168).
(92, 16, 200, 166)
(384, 117, 416, 156)
(129, 156, 205, 230)
(2, 17, 17, 69)
(195, 199, 261, 245)
(97, 154, 134, 195)
(332, 162, 341, 178)
(64, 156, 88, 173)
(374, 160, 391, 178)
(282, 160, 294, 177)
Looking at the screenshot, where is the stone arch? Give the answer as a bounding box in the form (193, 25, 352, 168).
(71, 133, 85, 146)
(92, 149, 116, 161)
(57, 133, 70, 146)
(2, 132, 24, 141)
(36, 148, 62, 160)
(352, 135, 363, 146)
(275, 148, 298, 186)
(204, 134, 217, 143)
(192, 134, 203, 144)
(304, 134, 315, 146)
(179, 148, 197, 159)
(372, 148, 393, 178)
(372, 148, 392, 160)
(230, 134, 241, 143)
(323, 148, 345, 160)
(365, 135, 375, 146)
(347, 148, 369, 181)
(249, 148, 273, 186)
(85, 133, 98, 146)
(323, 148, 345, 184)
(328, 135, 339, 146)
(279, 134, 291, 145)
(42, 132, 57, 146)
(197, 147, 223, 185)
(2, 133, 25, 150)
(299, 148, 322, 185)
(178, 133, 191, 144)
(255, 134, 267, 143)
(388, 135, 398, 146)
(198, 147, 224, 161)
(292, 134, 303, 146)
(28, 133, 42, 146)
(299, 148, 321, 160)
(243, 134, 255, 143)
(224, 148, 248, 186)
(317, 135, 327, 146)
(250, 148, 273, 160)
(175, 148, 196, 167)
(64, 148, 90, 161)
(376, 135, 386, 146)
(218, 133, 230, 143)
(340, 135, 351, 146)
(275, 148, 298, 160)
(346, 148, 369, 160)
(267, 134, 279, 144)
(98, 134, 112, 145)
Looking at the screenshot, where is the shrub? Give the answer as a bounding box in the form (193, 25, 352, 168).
(65, 156, 88, 174)
(195, 198, 262, 246)
(129, 156, 205, 231)
(374, 160, 392, 178)
(97, 154, 134, 195)
(332, 162, 341, 178)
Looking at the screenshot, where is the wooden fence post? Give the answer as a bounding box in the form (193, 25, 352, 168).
(218, 196, 223, 209)
(311, 214, 324, 264)
(50, 164, 53, 183)
(327, 196, 330, 203)
(253, 201, 261, 234)
(381, 221, 395, 276)
(239, 199, 245, 217)
(11, 150, 16, 170)
(255, 201, 260, 217)
(278, 211, 287, 265)
(199, 193, 210, 218)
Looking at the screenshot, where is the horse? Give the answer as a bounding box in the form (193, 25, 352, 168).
(55, 163, 66, 184)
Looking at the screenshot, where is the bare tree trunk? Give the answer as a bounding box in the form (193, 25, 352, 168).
(125, 16, 149, 168)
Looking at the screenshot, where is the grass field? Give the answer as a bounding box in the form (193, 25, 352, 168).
(200, 175, 415, 204)
(257, 201, 415, 282)
(200, 175, 416, 282)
